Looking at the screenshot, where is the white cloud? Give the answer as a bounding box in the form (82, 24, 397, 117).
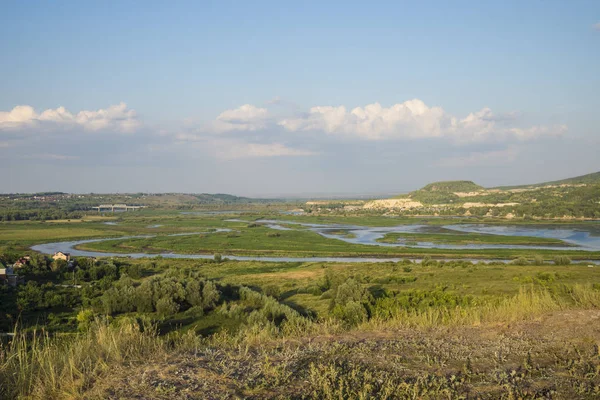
(509, 124, 567, 140)
(209, 99, 565, 143)
(437, 146, 519, 167)
(279, 99, 452, 140)
(213, 104, 269, 132)
(0, 102, 140, 133)
(594, 22, 600, 31)
(0, 106, 37, 129)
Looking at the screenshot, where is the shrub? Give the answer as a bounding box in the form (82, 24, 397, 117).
(334, 278, 368, 306)
(510, 257, 530, 266)
(156, 297, 179, 317)
(134, 281, 154, 312)
(322, 268, 345, 291)
(332, 301, 367, 326)
(300, 285, 323, 296)
(553, 256, 571, 266)
(263, 284, 281, 299)
(76, 309, 95, 332)
(126, 264, 142, 279)
(531, 255, 545, 266)
(201, 280, 220, 309)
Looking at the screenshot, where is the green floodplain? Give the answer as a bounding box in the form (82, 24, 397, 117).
(2, 203, 600, 398)
(2, 210, 599, 260)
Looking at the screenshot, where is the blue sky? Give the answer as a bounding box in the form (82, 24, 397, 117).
(1, 1, 599, 196)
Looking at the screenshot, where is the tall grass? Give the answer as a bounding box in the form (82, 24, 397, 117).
(2, 284, 600, 399)
(363, 284, 600, 330)
(0, 320, 167, 399)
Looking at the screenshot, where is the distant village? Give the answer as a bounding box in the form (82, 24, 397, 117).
(0, 251, 74, 287)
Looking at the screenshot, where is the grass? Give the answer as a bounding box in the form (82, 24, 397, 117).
(2, 212, 599, 259)
(376, 231, 573, 247)
(70, 217, 600, 260)
(3, 284, 600, 399)
(197, 259, 600, 318)
(3, 202, 600, 397)
(1, 210, 599, 397)
(0, 320, 170, 399)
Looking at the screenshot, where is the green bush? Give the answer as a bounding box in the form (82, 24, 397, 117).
(263, 284, 281, 299)
(332, 301, 367, 326)
(510, 257, 530, 266)
(76, 309, 95, 332)
(553, 256, 571, 266)
(156, 297, 179, 317)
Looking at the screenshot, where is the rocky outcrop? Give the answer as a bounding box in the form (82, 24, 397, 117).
(363, 199, 423, 210)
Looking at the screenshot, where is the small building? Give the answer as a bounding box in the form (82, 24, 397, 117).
(0, 266, 21, 287)
(13, 256, 31, 268)
(53, 251, 71, 262)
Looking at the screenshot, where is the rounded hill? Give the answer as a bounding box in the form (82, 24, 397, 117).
(419, 181, 483, 193)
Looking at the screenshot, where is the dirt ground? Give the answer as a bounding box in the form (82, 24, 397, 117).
(85, 310, 600, 399)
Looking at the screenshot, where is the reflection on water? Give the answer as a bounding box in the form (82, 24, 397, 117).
(256, 220, 600, 251)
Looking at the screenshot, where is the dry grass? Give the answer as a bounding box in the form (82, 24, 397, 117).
(0, 320, 172, 399)
(2, 285, 600, 399)
(84, 309, 600, 399)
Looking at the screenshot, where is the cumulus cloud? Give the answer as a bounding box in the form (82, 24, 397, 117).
(213, 104, 269, 132)
(277, 99, 566, 142)
(208, 99, 567, 143)
(0, 102, 140, 133)
(279, 99, 451, 140)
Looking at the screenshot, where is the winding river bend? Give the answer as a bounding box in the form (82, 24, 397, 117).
(31, 220, 600, 263)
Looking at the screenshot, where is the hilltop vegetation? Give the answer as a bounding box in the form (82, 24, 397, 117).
(419, 180, 483, 193)
(497, 171, 600, 189)
(356, 171, 600, 219)
(407, 181, 482, 204)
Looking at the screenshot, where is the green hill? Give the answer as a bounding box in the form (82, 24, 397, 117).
(544, 171, 600, 186)
(419, 180, 483, 193)
(406, 181, 481, 204)
(498, 171, 600, 189)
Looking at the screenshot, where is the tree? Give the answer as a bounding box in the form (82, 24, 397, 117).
(135, 281, 154, 312)
(202, 280, 220, 308)
(156, 297, 179, 317)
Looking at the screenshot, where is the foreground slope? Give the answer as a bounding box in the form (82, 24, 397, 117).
(84, 310, 600, 399)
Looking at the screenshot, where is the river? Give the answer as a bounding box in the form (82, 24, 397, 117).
(30, 219, 600, 263)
